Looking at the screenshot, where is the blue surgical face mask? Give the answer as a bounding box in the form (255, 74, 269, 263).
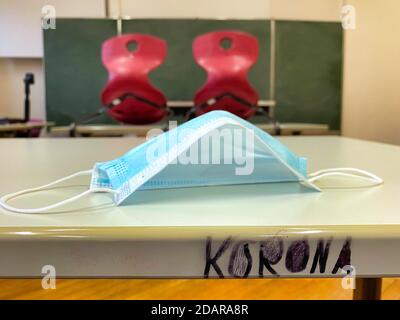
(0, 111, 383, 213)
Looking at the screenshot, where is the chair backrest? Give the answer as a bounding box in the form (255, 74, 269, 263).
(101, 34, 168, 124)
(193, 30, 259, 119)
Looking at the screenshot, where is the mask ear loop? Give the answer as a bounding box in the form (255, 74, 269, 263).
(0, 170, 119, 214)
(308, 167, 383, 187)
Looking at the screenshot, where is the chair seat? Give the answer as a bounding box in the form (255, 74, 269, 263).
(193, 30, 260, 119)
(101, 34, 168, 125)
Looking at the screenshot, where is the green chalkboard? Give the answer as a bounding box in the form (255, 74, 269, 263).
(44, 18, 270, 125)
(122, 19, 271, 101)
(43, 19, 342, 129)
(274, 21, 343, 130)
(44, 19, 117, 125)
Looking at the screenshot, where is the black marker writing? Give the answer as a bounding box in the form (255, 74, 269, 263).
(259, 237, 284, 277)
(285, 239, 310, 273)
(228, 241, 253, 278)
(310, 238, 333, 274)
(332, 237, 351, 274)
(204, 236, 231, 278)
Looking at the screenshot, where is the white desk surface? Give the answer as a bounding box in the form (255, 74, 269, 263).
(0, 136, 398, 239)
(1, 136, 400, 278)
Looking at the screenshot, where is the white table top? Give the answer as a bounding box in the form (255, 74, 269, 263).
(0, 136, 399, 240)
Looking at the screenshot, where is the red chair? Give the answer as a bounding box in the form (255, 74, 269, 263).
(193, 30, 259, 119)
(101, 34, 168, 125)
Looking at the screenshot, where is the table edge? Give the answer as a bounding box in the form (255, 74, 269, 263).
(0, 225, 399, 241)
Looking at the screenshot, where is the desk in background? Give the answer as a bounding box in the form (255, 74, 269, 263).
(0, 136, 396, 300)
(48, 101, 332, 137)
(50, 123, 331, 137)
(0, 122, 54, 138)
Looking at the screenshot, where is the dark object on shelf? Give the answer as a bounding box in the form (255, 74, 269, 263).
(23, 73, 34, 123)
(2, 73, 34, 124)
(0, 73, 44, 138)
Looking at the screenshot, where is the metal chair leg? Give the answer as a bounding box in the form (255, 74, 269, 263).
(353, 278, 382, 300)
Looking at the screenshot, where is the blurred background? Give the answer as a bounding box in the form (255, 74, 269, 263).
(0, 0, 398, 143)
(0, 0, 399, 299)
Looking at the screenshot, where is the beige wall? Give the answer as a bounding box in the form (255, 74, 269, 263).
(342, 0, 400, 145)
(0, 0, 105, 57)
(270, 0, 342, 21)
(109, 0, 271, 19)
(109, 0, 342, 21)
(0, 0, 104, 120)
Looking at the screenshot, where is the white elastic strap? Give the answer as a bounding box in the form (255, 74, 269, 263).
(0, 170, 118, 214)
(308, 167, 383, 186)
